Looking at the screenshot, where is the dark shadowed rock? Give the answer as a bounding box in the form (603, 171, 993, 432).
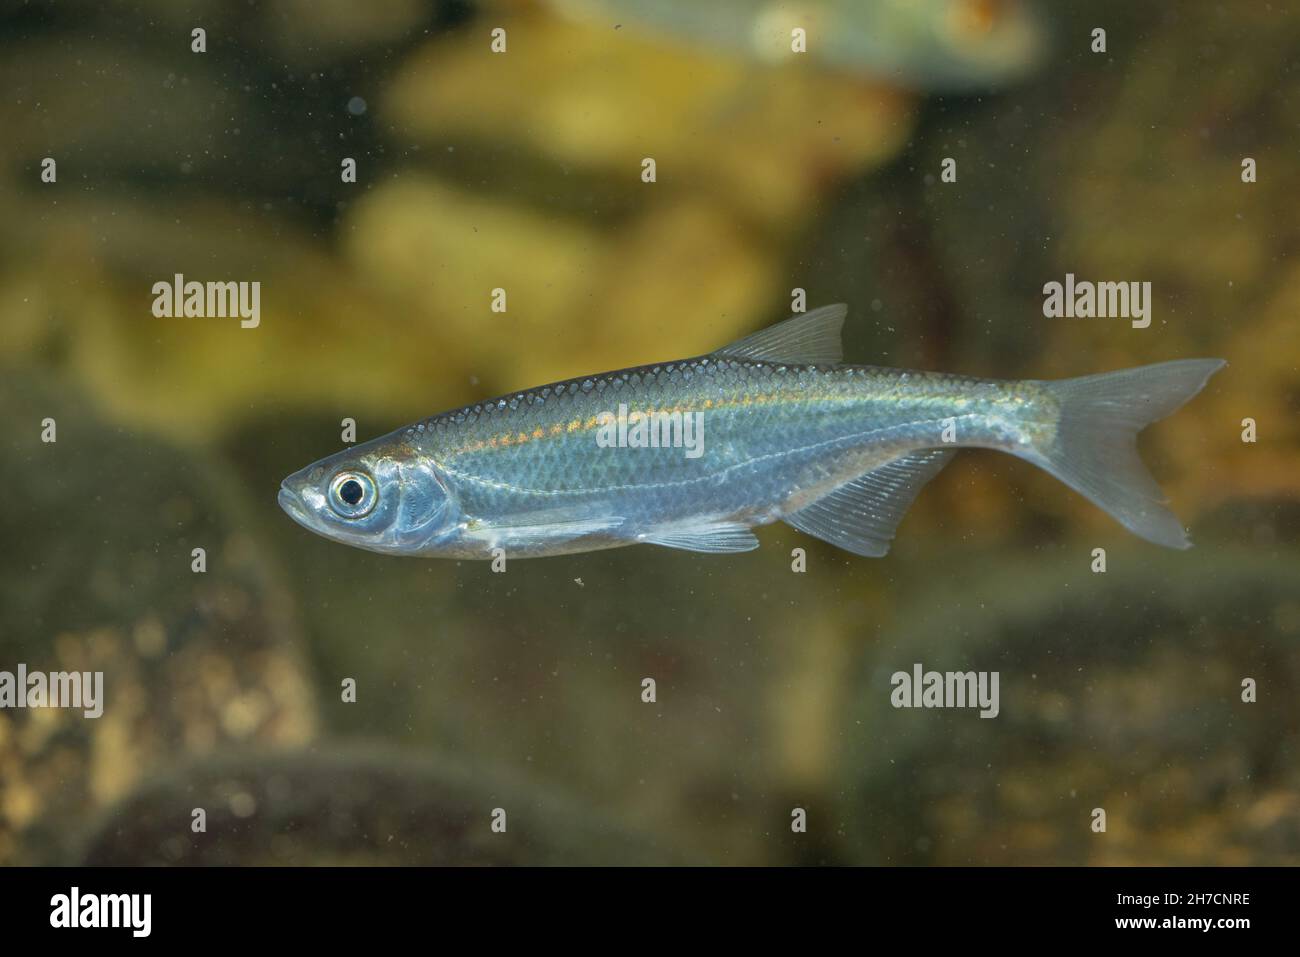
(842, 548, 1300, 865)
(74, 746, 691, 866)
(0, 372, 317, 864)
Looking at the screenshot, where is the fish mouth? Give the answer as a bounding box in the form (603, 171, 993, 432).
(278, 483, 315, 530)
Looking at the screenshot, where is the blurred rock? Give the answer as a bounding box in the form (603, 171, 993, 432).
(840, 547, 1300, 864)
(0, 39, 242, 183)
(73, 746, 690, 865)
(260, 0, 433, 65)
(0, 189, 472, 442)
(384, 6, 916, 226)
(0, 372, 317, 864)
(345, 175, 780, 390)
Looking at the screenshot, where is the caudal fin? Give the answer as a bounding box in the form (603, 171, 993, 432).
(1030, 359, 1226, 549)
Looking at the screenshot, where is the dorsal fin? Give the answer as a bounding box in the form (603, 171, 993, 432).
(714, 304, 847, 365)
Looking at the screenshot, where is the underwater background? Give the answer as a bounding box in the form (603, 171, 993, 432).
(1, 0, 1297, 865)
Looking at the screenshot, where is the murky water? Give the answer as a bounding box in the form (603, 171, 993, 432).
(1, 1, 1296, 866)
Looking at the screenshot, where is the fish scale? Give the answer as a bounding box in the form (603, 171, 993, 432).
(413, 357, 1017, 525)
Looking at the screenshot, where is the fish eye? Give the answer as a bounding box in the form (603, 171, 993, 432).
(329, 471, 377, 518)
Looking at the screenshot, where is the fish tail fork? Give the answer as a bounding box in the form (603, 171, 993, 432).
(1025, 359, 1227, 548)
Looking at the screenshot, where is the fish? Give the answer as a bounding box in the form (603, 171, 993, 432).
(278, 305, 1225, 560)
(546, 0, 1046, 92)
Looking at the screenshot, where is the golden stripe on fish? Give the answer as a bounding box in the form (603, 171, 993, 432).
(447, 385, 859, 458)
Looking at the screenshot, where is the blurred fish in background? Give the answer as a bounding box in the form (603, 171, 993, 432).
(547, 0, 1046, 89)
(0, 0, 1297, 867)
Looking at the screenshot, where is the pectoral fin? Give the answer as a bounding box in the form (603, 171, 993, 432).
(465, 511, 623, 549)
(783, 449, 954, 557)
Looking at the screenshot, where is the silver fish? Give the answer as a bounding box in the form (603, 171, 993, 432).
(278, 305, 1225, 559)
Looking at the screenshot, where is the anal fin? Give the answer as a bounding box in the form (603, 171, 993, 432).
(783, 449, 954, 557)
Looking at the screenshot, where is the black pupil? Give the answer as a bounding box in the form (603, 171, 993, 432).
(339, 479, 364, 506)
